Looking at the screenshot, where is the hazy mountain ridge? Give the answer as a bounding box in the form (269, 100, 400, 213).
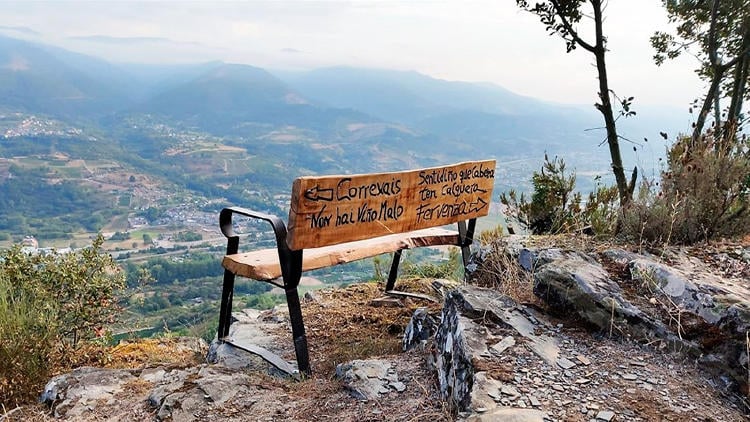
(0, 34, 683, 241)
(277, 66, 604, 151)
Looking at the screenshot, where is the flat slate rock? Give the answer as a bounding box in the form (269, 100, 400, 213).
(335, 359, 399, 401)
(465, 407, 547, 422)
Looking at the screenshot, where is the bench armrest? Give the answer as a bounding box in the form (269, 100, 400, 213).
(220, 206, 303, 290)
(219, 206, 290, 256)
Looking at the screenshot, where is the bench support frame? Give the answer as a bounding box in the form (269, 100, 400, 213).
(218, 206, 478, 376)
(219, 207, 310, 375)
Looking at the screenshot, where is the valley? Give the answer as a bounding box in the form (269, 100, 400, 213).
(0, 33, 673, 341)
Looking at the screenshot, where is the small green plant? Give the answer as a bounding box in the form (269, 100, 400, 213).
(501, 154, 581, 235)
(0, 235, 125, 405)
(0, 276, 57, 405)
(584, 179, 620, 236)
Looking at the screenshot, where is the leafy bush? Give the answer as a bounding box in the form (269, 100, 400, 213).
(621, 134, 750, 244)
(584, 181, 620, 236)
(0, 235, 125, 405)
(501, 155, 585, 235)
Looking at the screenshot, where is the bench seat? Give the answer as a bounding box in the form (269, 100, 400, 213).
(222, 227, 460, 281)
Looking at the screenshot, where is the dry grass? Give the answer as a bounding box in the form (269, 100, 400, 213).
(266, 279, 454, 421)
(471, 240, 539, 306)
(106, 337, 206, 369)
(300, 281, 442, 376)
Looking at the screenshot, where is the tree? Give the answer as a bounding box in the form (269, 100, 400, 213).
(652, 0, 750, 143)
(516, 0, 637, 205)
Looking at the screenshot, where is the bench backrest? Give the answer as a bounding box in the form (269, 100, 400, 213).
(286, 160, 496, 250)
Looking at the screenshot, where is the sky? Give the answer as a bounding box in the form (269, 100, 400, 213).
(0, 1, 702, 109)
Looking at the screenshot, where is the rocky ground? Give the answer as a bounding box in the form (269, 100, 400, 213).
(7, 236, 750, 421)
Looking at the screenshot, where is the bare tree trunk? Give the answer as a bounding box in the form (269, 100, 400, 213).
(591, 0, 630, 205)
(693, 72, 723, 143)
(736, 54, 749, 117)
(726, 21, 750, 140)
(693, 0, 724, 145)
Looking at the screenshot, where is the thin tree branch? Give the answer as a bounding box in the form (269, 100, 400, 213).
(550, 0, 597, 52)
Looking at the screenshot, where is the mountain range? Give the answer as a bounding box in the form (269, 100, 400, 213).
(0, 34, 687, 239)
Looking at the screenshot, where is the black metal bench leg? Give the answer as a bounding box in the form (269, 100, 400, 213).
(385, 250, 403, 291)
(458, 219, 477, 281)
(218, 268, 236, 339)
(285, 286, 311, 376)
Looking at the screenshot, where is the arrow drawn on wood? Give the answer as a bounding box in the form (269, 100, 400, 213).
(469, 197, 488, 214)
(304, 185, 334, 202)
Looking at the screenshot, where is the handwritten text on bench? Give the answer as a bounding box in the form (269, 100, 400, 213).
(303, 162, 495, 229)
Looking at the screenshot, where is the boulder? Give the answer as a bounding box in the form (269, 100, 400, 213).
(41, 367, 138, 419)
(525, 248, 693, 351)
(612, 250, 750, 392)
(434, 286, 565, 413)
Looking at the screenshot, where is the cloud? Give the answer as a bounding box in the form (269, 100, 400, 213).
(281, 48, 302, 54)
(69, 35, 201, 47)
(0, 25, 39, 36)
(70, 35, 170, 44)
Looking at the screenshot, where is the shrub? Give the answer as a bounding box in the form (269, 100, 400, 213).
(502, 154, 590, 235)
(0, 276, 57, 405)
(584, 181, 620, 236)
(0, 235, 125, 405)
(621, 134, 750, 244)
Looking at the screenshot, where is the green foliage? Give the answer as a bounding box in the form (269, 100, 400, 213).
(109, 231, 131, 241)
(0, 166, 113, 237)
(501, 155, 583, 234)
(651, 0, 750, 141)
(0, 269, 57, 405)
(244, 293, 285, 310)
(584, 180, 620, 236)
(122, 253, 222, 287)
(621, 134, 750, 244)
(402, 247, 463, 281)
(138, 207, 166, 223)
(501, 155, 620, 237)
(173, 231, 203, 242)
(0, 235, 125, 405)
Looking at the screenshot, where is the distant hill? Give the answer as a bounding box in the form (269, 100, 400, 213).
(277, 66, 602, 154)
(0, 35, 132, 119)
(277, 67, 556, 121)
(130, 63, 381, 137)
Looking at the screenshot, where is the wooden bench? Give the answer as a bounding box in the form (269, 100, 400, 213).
(218, 160, 496, 375)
